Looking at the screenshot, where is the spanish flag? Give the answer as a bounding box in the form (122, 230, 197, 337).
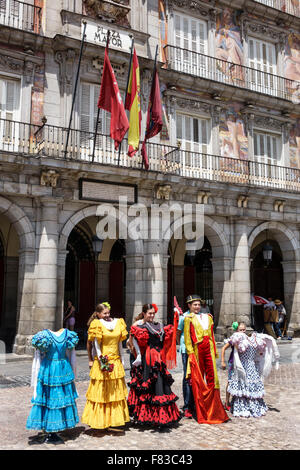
(125, 48, 141, 157)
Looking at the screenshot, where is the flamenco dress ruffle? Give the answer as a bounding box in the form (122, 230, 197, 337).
(128, 324, 181, 427)
(81, 318, 130, 429)
(26, 329, 79, 433)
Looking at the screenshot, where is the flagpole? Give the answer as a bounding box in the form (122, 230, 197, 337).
(64, 20, 87, 159)
(141, 44, 159, 169)
(117, 36, 134, 166)
(91, 30, 111, 164)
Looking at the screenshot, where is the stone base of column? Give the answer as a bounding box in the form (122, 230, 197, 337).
(13, 334, 34, 355)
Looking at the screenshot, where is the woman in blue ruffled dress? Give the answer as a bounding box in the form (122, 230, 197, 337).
(26, 328, 79, 444)
(225, 330, 279, 418)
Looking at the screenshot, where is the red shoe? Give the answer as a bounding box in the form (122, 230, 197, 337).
(184, 410, 193, 418)
(224, 403, 230, 411)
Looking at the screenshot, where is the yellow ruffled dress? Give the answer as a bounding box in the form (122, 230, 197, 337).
(81, 318, 130, 429)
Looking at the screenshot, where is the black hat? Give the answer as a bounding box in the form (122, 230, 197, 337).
(186, 294, 202, 304)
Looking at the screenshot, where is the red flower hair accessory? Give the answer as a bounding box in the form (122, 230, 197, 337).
(152, 303, 158, 313)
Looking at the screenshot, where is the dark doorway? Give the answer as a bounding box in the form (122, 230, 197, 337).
(184, 237, 214, 315)
(109, 239, 126, 318)
(65, 226, 95, 335)
(0, 237, 4, 329)
(251, 241, 284, 332)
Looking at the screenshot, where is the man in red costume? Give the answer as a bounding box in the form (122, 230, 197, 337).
(183, 294, 229, 424)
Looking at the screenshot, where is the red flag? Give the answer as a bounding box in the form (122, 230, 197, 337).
(98, 47, 129, 150)
(141, 67, 163, 169)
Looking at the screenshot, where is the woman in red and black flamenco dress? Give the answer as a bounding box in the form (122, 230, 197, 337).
(127, 307, 181, 428)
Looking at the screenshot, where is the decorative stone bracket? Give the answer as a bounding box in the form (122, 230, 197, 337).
(197, 191, 211, 204)
(237, 195, 249, 208)
(274, 200, 285, 212)
(156, 184, 172, 200)
(40, 170, 60, 188)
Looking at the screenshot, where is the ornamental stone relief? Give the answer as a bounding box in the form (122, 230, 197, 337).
(241, 17, 287, 46)
(83, 0, 130, 27)
(0, 54, 23, 73)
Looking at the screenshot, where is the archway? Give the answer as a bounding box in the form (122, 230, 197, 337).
(64, 224, 95, 332)
(249, 222, 299, 334)
(250, 238, 284, 332)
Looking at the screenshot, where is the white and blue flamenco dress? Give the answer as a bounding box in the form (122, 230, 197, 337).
(26, 328, 79, 437)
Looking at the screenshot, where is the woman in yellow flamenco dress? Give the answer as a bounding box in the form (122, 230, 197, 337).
(82, 310, 130, 430)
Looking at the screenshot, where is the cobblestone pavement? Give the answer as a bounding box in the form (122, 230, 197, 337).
(0, 359, 299, 450)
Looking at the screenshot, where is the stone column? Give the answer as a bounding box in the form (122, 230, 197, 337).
(233, 220, 251, 326)
(125, 254, 144, 327)
(33, 199, 59, 333)
(281, 261, 300, 336)
(212, 257, 233, 340)
(173, 265, 185, 310)
(96, 260, 110, 304)
(56, 249, 68, 330)
(13, 248, 36, 354)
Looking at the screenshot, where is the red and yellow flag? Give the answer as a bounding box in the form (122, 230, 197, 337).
(125, 48, 141, 157)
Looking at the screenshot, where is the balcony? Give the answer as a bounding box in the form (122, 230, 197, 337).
(0, 0, 42, 34)
(164, 45, 300, 103)
(1, 118, 300, 193)
(254, 0, 300, 17)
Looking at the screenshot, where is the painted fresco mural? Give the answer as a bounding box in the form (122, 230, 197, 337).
(289, 118, 300, 169)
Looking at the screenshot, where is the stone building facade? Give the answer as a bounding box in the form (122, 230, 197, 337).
(0, 0, 299, 354)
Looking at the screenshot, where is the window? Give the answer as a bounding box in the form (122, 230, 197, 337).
(0, 76, 20, 143)
(0, 0, 22, 28)
(80, 82, 111, 149)
(173, 14, 208, 76)
(176, 114, 209, 153)
(248, 38, 277, 95)
(253, 130, 281, 163)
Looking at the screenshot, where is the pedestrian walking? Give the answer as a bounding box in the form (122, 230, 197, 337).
(226, 328, 280, 418)
(63, 300, 76, 331)
(221, 321, 246, 411)
(127, 307, 181, 428)
(81, 308, 129, 431)
(26, 327, 79, 444)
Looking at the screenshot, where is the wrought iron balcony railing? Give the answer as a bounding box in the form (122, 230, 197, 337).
(164, 45, 300, 103)
(0, 0, 42, 34)
(1, 118, 300, 193)
(254, 0, 300, 17)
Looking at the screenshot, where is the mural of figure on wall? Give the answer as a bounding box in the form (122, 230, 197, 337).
(219, 104, 248, 161)
(216, 9, 244, 85)
(289, 118, 300, 169)
(285, 33, 300, 105)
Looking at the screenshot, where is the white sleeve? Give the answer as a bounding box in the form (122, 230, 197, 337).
(119, 341, 124, 366)
(66, 348, 77, 378)
(94, 338, 102, 357)
(31, 349, 43, 399)
(132, 337, 142, 367)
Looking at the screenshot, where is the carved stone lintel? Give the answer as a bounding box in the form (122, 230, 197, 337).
(0, 54, 23, 74)
(176, 98, 211, 115)
(92, 56, 125, 78)
(197, 191, 211, 204)
(168, 0, 218, 19)
(156, 184, 172, 200)
(254, 116, 283, 132)
(40, 170, 60, 188)
(241, 17, 287, 43)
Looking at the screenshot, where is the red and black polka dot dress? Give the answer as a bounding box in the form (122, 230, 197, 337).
(127, 323, 181, 428)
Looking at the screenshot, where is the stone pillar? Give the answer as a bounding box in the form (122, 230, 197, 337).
(56, 249, 68, 330)
(233, 220, 251, 326)
(212, 257, 233, 340)
(282, 261, 300, 336)
(173, 265, 185, 310)
(33, 199, 59, 333)
(125, 254, 144, 327)
(13, 248, 36, 354)
(96, 260, 110, 304)
(143, 241, 168, 324)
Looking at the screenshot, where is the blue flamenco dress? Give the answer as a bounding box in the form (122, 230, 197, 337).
(26, 329, 79, 433)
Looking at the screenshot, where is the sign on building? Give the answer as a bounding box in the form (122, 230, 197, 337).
(82, 20, 132, 53)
